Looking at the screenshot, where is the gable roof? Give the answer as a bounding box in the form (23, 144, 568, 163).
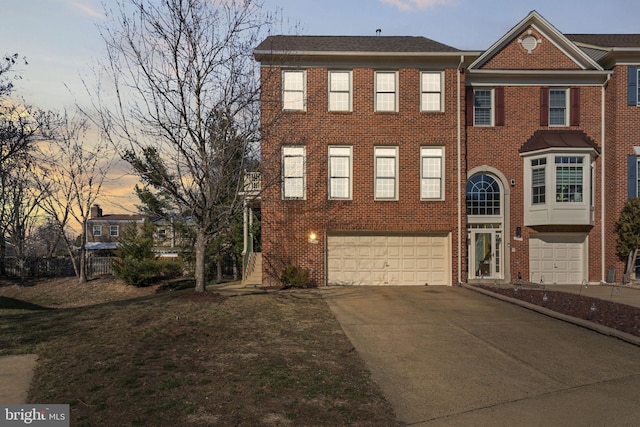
(469, 10, 603, 71)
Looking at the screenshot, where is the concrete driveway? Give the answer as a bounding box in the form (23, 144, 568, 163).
(322, 285, 640, 426)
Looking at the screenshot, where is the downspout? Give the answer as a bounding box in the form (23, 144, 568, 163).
(457, 55, 464, 285)
(601, 74, 611, 283)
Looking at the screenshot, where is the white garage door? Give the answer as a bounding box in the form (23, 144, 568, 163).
(327, 234, 450, 286)
(529, 234, 586, 285)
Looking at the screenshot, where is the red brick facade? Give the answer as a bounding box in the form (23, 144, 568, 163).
(255, 11, 640, 286)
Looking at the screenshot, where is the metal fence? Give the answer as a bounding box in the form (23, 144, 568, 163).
(0, 257, 116, 279)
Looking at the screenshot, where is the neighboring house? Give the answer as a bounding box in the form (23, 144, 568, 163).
(253, 11, 640, 286)
(85, 205, 144, 254)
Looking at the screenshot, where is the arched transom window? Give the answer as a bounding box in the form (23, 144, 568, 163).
(466, 174, 501, 216)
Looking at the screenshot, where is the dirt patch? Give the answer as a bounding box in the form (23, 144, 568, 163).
(0, 276, 158, 309)
(475, 285, 640, 337)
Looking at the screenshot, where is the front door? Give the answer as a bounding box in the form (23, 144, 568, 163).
(471, 230, 501, 279)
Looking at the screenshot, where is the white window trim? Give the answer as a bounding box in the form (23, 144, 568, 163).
(328, 146, 353, 200)
(474, 88, 494, 127)
(420, 71, 444, 112)
(374, 146, 399, 200)
(282, 70, 306, 111)
(92, 225, 102, 237)
(549, 88, 569, 127)
(375, 71, 398, 112)
(110, 225, 119, 237)
(420, 146, 444, 200)
(282, 146, 306, 200)
(328, 70, 352, 112)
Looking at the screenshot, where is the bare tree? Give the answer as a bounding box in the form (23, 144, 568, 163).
(36, 110, 114, 283)
(89, 0, 272, 292)
(0, 105, 53, 277)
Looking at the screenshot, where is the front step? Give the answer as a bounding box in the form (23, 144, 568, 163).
(243, 253, 262, 286)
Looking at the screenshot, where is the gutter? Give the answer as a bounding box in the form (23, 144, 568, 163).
(457, 55, 464, 285)
(601, 73, 611, 283)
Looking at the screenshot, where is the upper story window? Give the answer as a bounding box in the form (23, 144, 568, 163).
(531, 158, 546, 205)
(549, 89, 568, 126)
(541, 87, 580, 126)
(375, 71, 398, 112)
(374, 147, 398, 200)
(473, 89, 493, 126)
(420, 147, 444, 200)
(420, 72, 443, 112)
(282, 70, 305, 111)
(328, 71, 352, 112)
(466, 174, 501, 216)
(282, 146, 306, 199)
(328, 146, 352, 200)
(555, 156, 583, 203)
(110, 225, 119, 237)
(92, 225, 102, 237)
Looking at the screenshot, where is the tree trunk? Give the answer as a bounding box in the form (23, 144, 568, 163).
(216, 259, 222, 283)
(194, 230, 207, 292)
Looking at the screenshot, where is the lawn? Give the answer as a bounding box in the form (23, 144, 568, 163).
(0, 277, 400, 426)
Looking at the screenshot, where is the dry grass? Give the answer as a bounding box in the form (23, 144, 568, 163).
(0, 277, 400, 426)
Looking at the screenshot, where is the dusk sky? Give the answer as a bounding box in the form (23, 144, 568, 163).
(3, 0, 639, 213)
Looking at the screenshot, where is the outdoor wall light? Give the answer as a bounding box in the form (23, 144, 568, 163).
(308, 232, 319, 244)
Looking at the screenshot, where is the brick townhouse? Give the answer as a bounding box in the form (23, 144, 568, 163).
(253, 10, 640, 287)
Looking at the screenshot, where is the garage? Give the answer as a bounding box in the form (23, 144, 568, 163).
(327, 234, 451, 286)
(529, 234, 586, 285)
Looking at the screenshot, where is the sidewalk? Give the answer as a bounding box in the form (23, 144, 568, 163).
(0, 354, 38, 404)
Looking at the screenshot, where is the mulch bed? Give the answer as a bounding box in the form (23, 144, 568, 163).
(475, 285, 640, 338)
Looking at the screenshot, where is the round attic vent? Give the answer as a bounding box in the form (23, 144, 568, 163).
(520, 35, 539, 53)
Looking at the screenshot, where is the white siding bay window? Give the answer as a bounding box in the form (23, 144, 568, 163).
(522, 151, 596, 226)
(521, 130, 599, 226)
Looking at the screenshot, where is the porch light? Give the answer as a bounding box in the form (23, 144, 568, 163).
(308, 232, 318, 244)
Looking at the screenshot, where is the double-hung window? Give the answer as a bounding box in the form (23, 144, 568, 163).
(531, 158, 546, 205)
(282, 146, 306, 199)
(555, 156, 583, 203)
(328, 146, 352, 199)
(420, 147, 444, 199)
(473, 89, 492, 126)
(282, 70, 305, 111)
(549, 89, 568, 126)
(329, 71, 351, 112)
(92, 225, 102, 237)
(421, 72, 443, 112)
(375, 71, 397, 112)
(374, 147, 398, 200)
(110, 225, 119, 237)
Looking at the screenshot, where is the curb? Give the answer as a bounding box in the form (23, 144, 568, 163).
(461, 283, 640, 347)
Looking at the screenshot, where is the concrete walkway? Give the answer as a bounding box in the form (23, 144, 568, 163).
(322, 285, 640, 426)
(0, 354, 38, 403)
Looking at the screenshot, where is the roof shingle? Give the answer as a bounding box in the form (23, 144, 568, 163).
(254, 35, 460, 54)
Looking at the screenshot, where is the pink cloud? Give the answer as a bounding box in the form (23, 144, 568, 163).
(71, 2, 104, 19)
(380, 0, 452, 11)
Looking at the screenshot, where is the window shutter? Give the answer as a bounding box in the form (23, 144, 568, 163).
(495, 87, 505, 126)
(465, 86, 474, 126)
(628, 154, 638, 200)
(540, 87, 549, 126)
(570, 87, 580, 126)
(629, 66, 638, 106)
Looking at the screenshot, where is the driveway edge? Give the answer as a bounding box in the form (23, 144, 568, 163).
(461, 284, 640, 347)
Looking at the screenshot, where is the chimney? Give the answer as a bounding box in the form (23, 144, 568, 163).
(91, 204, 103, 218)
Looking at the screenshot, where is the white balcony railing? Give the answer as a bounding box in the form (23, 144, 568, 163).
(241, 172, 261, 197)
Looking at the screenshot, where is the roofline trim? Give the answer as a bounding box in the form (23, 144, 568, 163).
(254, 49, 481, 59)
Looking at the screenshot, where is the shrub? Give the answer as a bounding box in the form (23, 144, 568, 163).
(280, 264, 312, 289)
